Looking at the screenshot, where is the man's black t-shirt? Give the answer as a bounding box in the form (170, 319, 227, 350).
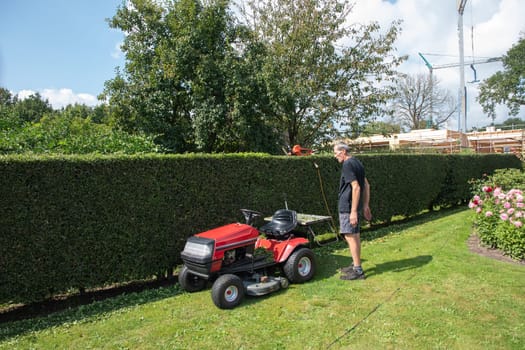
(338, 157, 366, 213)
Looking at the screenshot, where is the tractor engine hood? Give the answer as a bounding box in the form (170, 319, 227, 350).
(196, 223, 259, 250)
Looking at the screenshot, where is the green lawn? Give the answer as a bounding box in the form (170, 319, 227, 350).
(1, 208, 524, 349)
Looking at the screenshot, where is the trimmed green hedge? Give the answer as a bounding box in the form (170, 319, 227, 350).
(0, 153, 521, 303)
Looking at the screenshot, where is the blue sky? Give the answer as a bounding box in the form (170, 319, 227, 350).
(0, 0, 523, 129)
(0, 0, 125, 105)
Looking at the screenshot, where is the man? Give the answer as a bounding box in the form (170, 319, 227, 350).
(333, 142, 372, 280)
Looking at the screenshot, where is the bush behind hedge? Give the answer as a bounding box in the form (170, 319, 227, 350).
(0, 153, 521, 303)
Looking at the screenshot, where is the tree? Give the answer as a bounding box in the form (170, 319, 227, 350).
(102, 0, 281, 153)
(0, 112, 159, 155)
(1, 90, 54, 131)
(0, 88, 17, 130)
(0, 85, 159, 154)
(0, 87, 13, 107)
(478, 35, 525, 119)
(12, 92, 53, 123)
(101, 0, 194, 152)
(487, 117, 525, 130)
(178, 1, 280, 153)
(392, 73, 456, 130)
(102, 0, 405, 152)
(361, 120, 401, 137)
(199, 30, 282, 153)
(238, 0, 406, 146)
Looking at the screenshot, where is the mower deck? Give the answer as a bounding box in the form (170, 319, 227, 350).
(244, 276, 288, 296)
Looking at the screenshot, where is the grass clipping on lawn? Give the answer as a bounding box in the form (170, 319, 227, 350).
(1, 208, 524, 350)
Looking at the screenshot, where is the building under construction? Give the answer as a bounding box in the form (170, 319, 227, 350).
(349, 127, 525, 157)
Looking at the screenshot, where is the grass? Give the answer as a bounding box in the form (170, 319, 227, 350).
(1, 208, 524, 349)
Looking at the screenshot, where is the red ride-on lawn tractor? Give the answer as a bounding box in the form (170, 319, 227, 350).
(178, 209, 316, 309)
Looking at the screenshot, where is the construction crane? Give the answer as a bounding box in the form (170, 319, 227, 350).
(417, 1, 504, 132)
(418, 53, 502, 79)
(418, 52, 502, 131)
(418, 53, 502, 131)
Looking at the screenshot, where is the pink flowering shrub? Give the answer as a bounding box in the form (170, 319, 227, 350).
(469, 169, 525, 260)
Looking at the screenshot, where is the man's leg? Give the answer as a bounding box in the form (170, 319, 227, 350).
(344, 233, 361, 267)
(341, 232, 365, 280)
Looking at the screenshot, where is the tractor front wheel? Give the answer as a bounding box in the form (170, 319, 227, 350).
(283, 247, 316, 283)
(211, 274, 245, 309)
(178, 265, 207, 292)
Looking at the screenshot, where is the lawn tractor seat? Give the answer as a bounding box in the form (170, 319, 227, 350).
(260, 209, 298, 238)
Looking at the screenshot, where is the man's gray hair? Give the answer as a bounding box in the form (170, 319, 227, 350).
(334, 142, 351, 153)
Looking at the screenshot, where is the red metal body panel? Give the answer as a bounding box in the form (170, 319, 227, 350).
(196, 223, 259, 248)
(256, 236, 309, 263)
(192, 222, 308, 272)
(196, 223, 260, 272)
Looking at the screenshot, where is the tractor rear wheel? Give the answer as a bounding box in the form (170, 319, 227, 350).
(283, 247, 316, 283)
(178, 265, 207, 292)
(211, 274, 245, 309)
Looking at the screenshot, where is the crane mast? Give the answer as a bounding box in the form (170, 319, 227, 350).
(458, 0, 467, 132)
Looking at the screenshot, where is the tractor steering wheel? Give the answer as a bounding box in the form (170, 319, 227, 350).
(240, 209, 263, 226)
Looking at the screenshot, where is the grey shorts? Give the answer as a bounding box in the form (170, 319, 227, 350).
(339, 212, 360, 235)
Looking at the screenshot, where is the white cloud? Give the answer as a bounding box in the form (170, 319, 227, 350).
(349, 0, 525, 130)
(16, 89, 39, 100)
(111, 41, 123, 59)
(15, 88, 99, 109)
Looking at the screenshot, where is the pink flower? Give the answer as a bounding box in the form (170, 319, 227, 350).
(514, 221, 523, 228)
(517, 202, 524, 209)
(500, 213, 509, 221)
(469, 198, 481, 208)
(504, 202, 512, 209)
(507, 208, 515, 215)
(485, 211, 493, 217)
(476, 207, 482, 214)
(482, 186, 493, 193)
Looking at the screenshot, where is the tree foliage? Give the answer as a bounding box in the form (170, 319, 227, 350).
(478, 35, 525, 119)
(0, 88, 21, 130)
(101, 0, 196, 152)
(483, 117, 525, 131)
(4, 1, 408, 154)
(392, 73, 456, 130)
(0, 115, 159, 155)
(102, 0, 281, 153)
(13, 92, 54, 123)
(101, 0, 406, 153)
(0, 89, 159, 154)
(238, 0, 406, 145)
(361, 120, 401, 137)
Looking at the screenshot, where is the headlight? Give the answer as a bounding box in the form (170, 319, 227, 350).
(182, 236, 214, 260)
